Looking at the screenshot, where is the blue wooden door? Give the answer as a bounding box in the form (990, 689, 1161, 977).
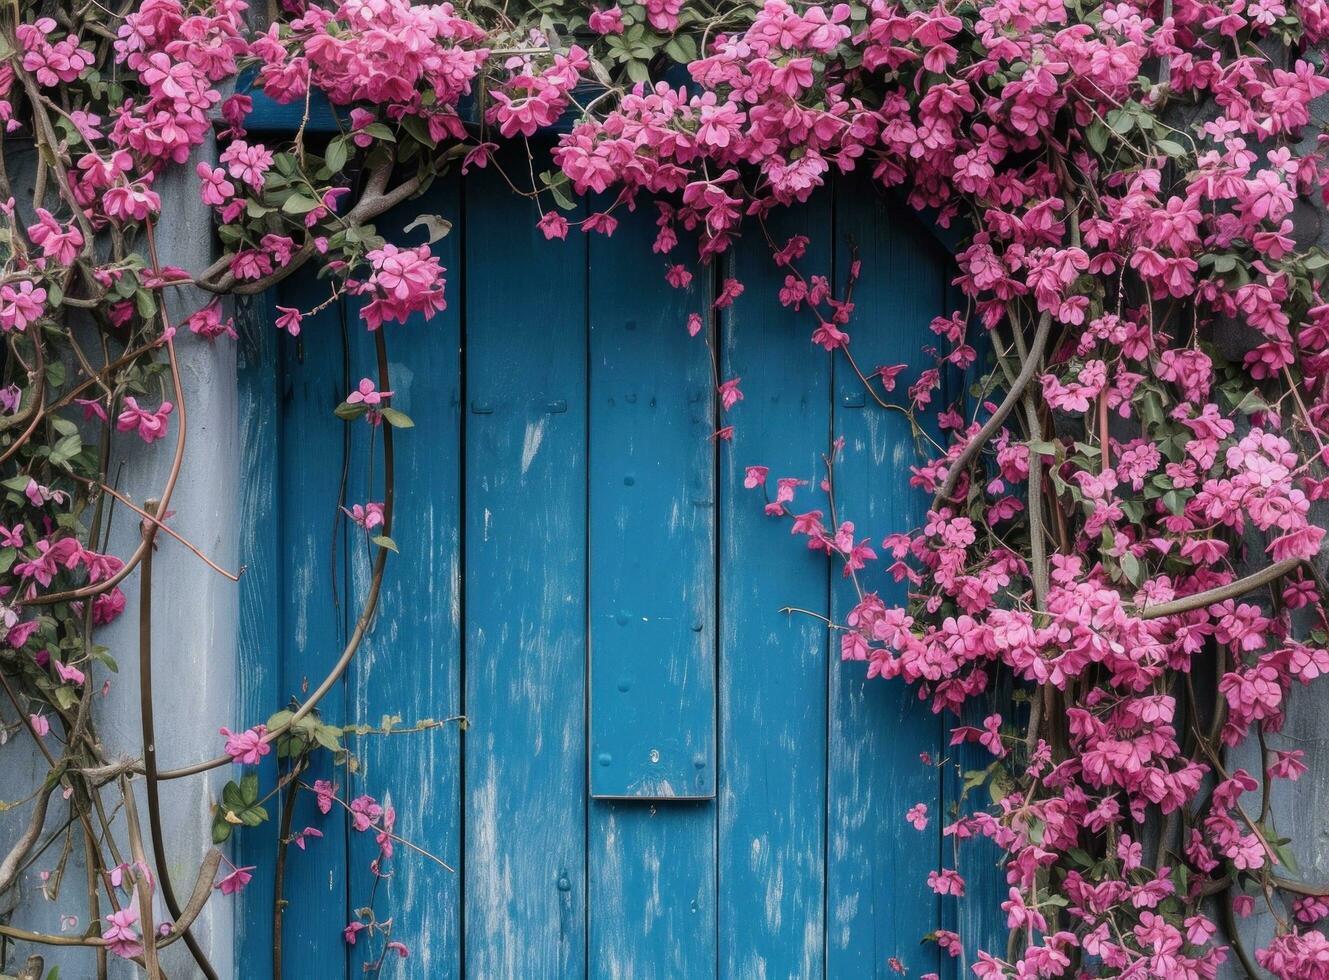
(234, 162, 1002, 978)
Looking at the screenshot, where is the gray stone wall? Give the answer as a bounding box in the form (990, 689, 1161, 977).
(0, 139, 237, 978)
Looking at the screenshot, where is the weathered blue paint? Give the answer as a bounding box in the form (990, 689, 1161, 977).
(239, 168, 1000, 977)
(274, 268, 353, 976)
(587, 205, 716, 801)
(463, 155, 590, 977)
(343, 172, 466, 977)
(586, 205, 719, 978)
(718, 192, 833, 980)
(827, 176, 946, 979)
(233, 291, 281, 965)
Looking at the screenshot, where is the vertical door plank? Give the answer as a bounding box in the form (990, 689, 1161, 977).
(233, 292, 280, 972)
(274, 278, 352, 979)
(463, 159, 589, 978)
(827, 179, 945, 979)
(344, 175, 465, 976)
(587, 205, 717, 977)
(718, 197, 832, 980)
(586, 224, 716, 801)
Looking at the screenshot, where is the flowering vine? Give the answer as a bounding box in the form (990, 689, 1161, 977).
(1, 0, 1329, 976)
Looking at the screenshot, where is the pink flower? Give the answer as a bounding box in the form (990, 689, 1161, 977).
(349, 795, 383, 832)
(215, 865, 254, 895)
(116, 397, 173, 443)
(0, 280, 47, 332)
(186, 302, 236, 341)
(343, 921, 366, 945)
(718, 378, 743, 411)
(292, 826, 323, 850)
(346, 378, 393, 408)
(358, 243, 446, 330)
(220, 725, 270, 765)
(313, 779, 337, 815)
(588, 6, 625, 33)
(54, 659, 85, 686)
(385, 941, 410, 959)
(196, 162, 234, 206)
(101, 906, 142, 959)
(219, 141, 274, 190)
(537, 212, 570, 240)
(102, 182, 161, 223)
(744, 466, 769, 489)
(30, 713, 50, 737)
(906, 803, 929, 830)
(927, 869, 966, 897)
(342, 502, 385, 530)
(26, 208, 84, 266)
(275, 306, 303, 337)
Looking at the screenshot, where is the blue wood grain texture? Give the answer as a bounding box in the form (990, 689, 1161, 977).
(274, 275, 352, 978)
(343, 174, 464, 976)
(718, 195, 833, 979)
(244, 174, 996, 977)
(586, 204, 718, 977)
(827, 177, 946, 979)
(235, 69, 344, 133)
(463, 155, 589, 977)
(233, 291, 281, 969)
(587, 211, 716, 801)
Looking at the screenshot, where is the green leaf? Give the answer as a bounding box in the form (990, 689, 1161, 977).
(240, 772, 260, 805)
(399, 116, 436, 150)
(313, 724, 343, 752)
(222, 780, 245, 809)
(379, 407, 414, 428)
(1155, 138, 1186, 156)
(1106, 110, 1133, 135)
(361, 123, 396, 142)
(1086, 120, 1109, 154)
(135, 288, 158, 319)
(371, 535, 398, 553)
(335, 402, 367, 421)
(211, 812, 234, 844)
(281, 193, 321, 215)
(49, 432, 82, 466)
(626, 58, 651, 84)
(325, 136, 350, 173)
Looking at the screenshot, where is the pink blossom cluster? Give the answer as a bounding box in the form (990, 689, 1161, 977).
(257, 0, 488, 139)
(352, 243, 448, 330)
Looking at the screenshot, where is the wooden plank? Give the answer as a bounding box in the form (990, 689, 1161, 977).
(587, 204, 717, 976)
(233, 291, 281, 973)
(273, 275, 353, 979)
(463, 155, 588, 978)
(343, 175, 464, 976)
(718, 195, 832, 979)
(827, 178, 946, 979)
(590, 799, 717, 979)
(587, 210, 716, 801)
